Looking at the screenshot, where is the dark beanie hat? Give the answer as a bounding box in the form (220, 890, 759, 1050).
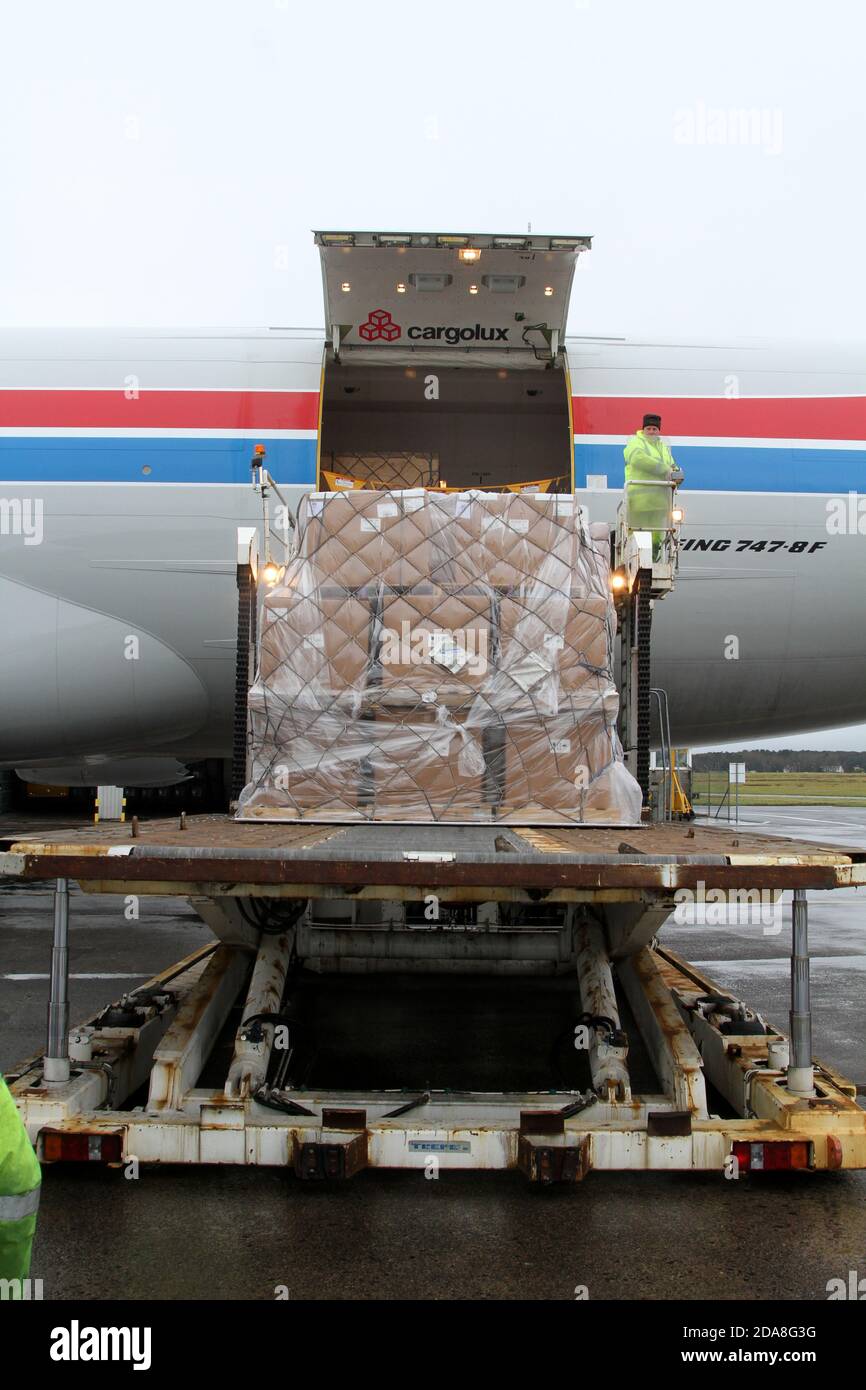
(643, 413, 662, 429)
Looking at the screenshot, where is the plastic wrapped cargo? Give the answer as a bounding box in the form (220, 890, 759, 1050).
(237, 489, 642, 824)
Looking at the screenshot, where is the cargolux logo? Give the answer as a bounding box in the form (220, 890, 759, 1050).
(359, 309, 401, 342)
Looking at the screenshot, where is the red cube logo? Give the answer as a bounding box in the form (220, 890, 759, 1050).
(359, 308, 401, 342)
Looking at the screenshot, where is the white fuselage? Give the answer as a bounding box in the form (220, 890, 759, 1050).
(0, 329, 864, 783)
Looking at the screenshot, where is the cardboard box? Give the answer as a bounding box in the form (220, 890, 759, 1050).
(499, 701, 628, 821)
(260, 592, 370, 701)
(243, 703, 367, 817)
(373, 588, 493, 709)
(298, 492, 404, 589)
(365, 710, 488, 820)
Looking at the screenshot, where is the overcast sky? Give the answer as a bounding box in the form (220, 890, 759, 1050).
(1, 0, 864, 748)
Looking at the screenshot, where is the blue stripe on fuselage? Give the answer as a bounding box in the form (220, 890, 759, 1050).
(0, 435, 864, 492)
(0, 436, 318, 485)
(574, 442, 866, 492)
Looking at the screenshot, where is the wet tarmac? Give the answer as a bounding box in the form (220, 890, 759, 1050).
(1, 806, 865, 1302)
(664, 806, 866, 1086)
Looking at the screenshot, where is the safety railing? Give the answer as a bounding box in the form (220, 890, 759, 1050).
(624, 476, 678, 534)
(614, 475, 683, 589)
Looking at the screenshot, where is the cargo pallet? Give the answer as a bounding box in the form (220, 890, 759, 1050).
(3, 817, 866, 1181)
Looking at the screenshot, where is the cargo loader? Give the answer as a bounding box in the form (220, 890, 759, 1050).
(4, 482, 866, 1183)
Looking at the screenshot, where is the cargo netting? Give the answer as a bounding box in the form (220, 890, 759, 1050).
(323, 452, 439, 490)
(236, 489, 642, 824)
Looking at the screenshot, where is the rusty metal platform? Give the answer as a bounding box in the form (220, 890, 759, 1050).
(7, 814, 866, 1178)
(1, 814, 864, 898)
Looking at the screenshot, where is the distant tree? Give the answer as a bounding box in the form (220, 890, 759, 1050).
(692, 750, 866, 774)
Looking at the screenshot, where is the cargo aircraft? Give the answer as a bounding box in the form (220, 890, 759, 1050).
(1, 231, 864, 789)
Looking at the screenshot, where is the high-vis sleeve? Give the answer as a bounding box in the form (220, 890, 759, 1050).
(0, 1077, 41, 1201)
(0, 1077, 41, 1287)
(624, 437, 671, 480)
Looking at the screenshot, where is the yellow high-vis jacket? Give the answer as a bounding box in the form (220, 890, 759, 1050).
(0, 1075, 41, 1292)
(623, 430, 676, 531)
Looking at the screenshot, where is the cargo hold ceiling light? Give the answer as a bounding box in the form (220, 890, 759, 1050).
(468, 284, 479, 295)
(458, 247, 481, 264)
(341, 282, 351, 292)
(481, 274, 526, 293)
(408, 272, 453, 291)
(396, 282, 407, 293)
(544, 286, 554, 296)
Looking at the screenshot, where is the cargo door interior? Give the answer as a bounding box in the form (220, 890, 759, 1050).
(315, 231, 591, 491)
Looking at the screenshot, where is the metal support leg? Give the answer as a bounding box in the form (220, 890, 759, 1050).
(574, 917, 631, 1102)
(147, 946, 251, 1113)
(788, 888, 814, 1096)
(44, 878, 70, 1084)
(226, 929, 295, 1099)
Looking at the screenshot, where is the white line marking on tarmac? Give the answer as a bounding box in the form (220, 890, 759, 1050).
(1, 972, 147, 981)
(757, 813, 866, 832)
(689, 956, 866, 972)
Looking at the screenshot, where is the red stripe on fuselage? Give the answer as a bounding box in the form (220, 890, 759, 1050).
(1, 389, 862, 441)
(572, 396, 866, 440)
(0, 390, 320, 430)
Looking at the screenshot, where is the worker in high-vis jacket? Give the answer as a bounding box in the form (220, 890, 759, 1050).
(0, 1074, 41, 1295)
(623, 413, 681, 559)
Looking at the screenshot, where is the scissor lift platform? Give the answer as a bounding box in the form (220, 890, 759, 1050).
(3, 815, 863, 892)
(2, 816, 866, 1181)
